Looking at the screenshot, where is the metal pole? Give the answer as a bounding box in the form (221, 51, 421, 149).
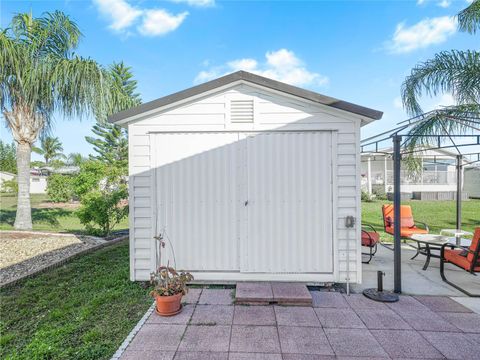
(456, 155, 463, 242)
(393, 135, 402, 294)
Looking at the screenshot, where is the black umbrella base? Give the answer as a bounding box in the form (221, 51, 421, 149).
(363, 288, 399, 302)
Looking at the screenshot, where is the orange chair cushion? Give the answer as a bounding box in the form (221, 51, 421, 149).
(382, 205, 418, 228)
(385, 226, 429, 238)
(362, 231, 379, 247)
(444, 249, 480, 272)
(467, 228, 480, 264)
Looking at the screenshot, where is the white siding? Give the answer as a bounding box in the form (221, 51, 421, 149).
(128, 84, 362, 284)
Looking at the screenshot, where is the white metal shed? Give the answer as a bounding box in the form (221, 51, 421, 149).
(109, 71, 382, 284)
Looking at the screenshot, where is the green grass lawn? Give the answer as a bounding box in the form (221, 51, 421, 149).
(362, 199, 480, 242)
(0, 194, 128, 233)
(0, 240, 152, 360)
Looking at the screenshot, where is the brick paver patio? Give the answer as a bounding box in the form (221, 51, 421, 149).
(118, 288, 480, 359)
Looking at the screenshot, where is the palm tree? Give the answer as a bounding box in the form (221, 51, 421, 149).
(66, 152, 86, 167)
(33, 136, 66, 165)
(0, 11, 137, 229)
(401, 1, 480, 146)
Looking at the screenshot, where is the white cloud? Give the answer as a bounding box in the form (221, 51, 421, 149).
(416, 0, 452, 7)
(138, 9, 188, 36)
(195, 49, 329, 88)
(168, 0, 215, 7)
(437, 0, 451, 8)
(386, 16, 457, 54)
(93, 0, 192, 36)
(93, 0, 142, 31)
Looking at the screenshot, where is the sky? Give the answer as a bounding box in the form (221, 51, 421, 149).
(0, 0, 477, 161)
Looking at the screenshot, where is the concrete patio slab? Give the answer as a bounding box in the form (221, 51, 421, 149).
(233, 305, 276, 326)
(310, 291, 350, 309)
(438, 312, 480, 333)
(371, 329, 444, 359)
(115, 292, 480, 359)
(323, 328, 388, 358)
(393, 309, 460, 332)
(146, 304, 194, 325)
(271, 283, 312, 305)
(354, 309, 412, 330)
(173, 352, 228, 360)
(282, 355, 335, 360)
(120, 350, 175, 360)
(228, 353, 282, 360)
(451, 297, 480, 314)
(314, 308, 365, 329)
(274, 306, 320, 327)
(178, 325, 231, 352)
(278, 326, 333, 355)
(229, 325, 280, 353)
(182, 288, 202, 304)
(342, 293, 388, 310)
(198, 289, 234, 305)
(191, 305, 234, 325)
(385, 295, 430, 312)
(414, 295, 473, 313)
(235, 282, 273, 304)
(420, 331, 480, 359)
(354, 245, 480, 296)
(128, 324, 186, 351)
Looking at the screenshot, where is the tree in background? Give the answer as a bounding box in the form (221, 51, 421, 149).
(33, 136, 65, 165)
(86, 63, 141, 171)
(401, 1, 480, 146)
(0, 140, 17, 173)
(86, 123, 128, 169)
(66, 152, 86, 167)
(0, 11, 137, 229)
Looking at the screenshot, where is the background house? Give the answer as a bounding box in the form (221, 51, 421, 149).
(361, 147, 472, 200)
(464, 166, 480, 199)
(0, 170, 47, 194)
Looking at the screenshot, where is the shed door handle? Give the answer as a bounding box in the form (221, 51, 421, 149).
(244, 200, 248, 206)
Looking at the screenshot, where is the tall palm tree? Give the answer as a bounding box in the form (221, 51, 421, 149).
(401, 1, 480, 146)
(0, 11, 137, 230)
(33, 136, 65, 165)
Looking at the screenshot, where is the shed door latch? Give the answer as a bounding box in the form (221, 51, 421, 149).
(244, 200, 248, 206)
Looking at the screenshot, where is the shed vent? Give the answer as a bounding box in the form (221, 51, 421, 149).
(230, 99, 254, 123)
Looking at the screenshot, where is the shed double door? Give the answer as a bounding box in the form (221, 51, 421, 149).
(154, 131, 334, 274)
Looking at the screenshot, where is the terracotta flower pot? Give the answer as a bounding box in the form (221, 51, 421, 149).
(155, 292, 183, 316)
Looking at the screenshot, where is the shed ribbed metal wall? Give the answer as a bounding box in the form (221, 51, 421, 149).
(153, 131, 334, 275)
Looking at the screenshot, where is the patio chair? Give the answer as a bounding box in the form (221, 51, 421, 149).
(440, 227, 480, 297)
(382, 204, 429, 239)
(362, 224, 379, 264)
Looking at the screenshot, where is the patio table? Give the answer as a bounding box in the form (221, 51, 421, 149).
(440, 229, 473, 246)
(409, 234, 471, 271)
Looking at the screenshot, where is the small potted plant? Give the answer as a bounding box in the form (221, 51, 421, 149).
(150, 266, 193, 316)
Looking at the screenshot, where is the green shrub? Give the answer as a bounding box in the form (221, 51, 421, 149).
(372, 186, 387, 200)
(76, 162, 128, 237)
(1, 179, 18, 193)
(77, 188, 128, 237)
(73, 160, 108, 198)
(47, 174, 74, 202)
(361, 190, 373, 202)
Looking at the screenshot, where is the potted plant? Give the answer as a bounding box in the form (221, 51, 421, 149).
(150, 266, 193, 316)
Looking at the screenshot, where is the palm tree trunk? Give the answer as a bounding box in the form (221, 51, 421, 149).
(14, 142, 33, 230)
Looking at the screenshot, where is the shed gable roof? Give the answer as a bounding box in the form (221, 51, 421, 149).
(109, 71, 383, 124)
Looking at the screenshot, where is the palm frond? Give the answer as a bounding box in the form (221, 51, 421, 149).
(401, 50, 480, 116)
(403, 104, 480, 150)
(458, 0, 480, 34)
